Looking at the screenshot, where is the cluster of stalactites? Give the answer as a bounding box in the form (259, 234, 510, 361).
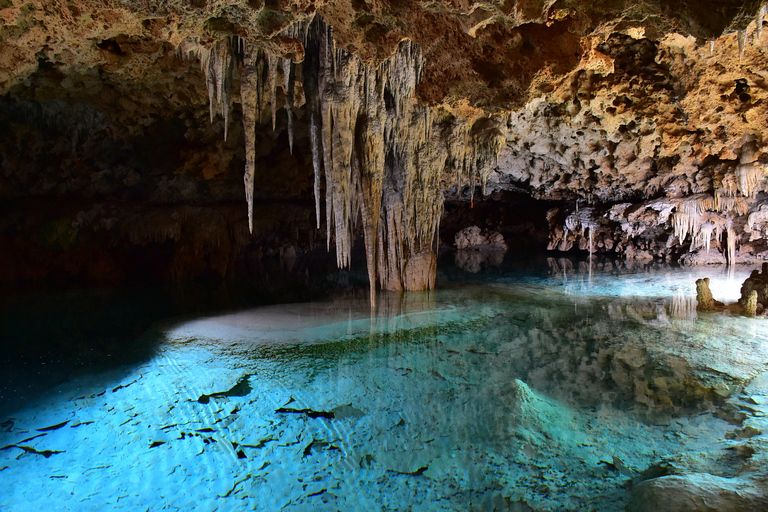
(295, 16, 446, 305)
(177, 37, 240, 140)
(183, 16, 506, 306)
(564, 207, 598, 254)
(180, 34, 298, 234)
(443, 118, 507, 205)
(672, 194, 743, 264)
(240, 41, 299, 234)
(671, 144, 767, 264)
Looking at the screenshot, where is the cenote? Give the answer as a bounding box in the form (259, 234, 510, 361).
(4, 2, 768, 511)
(3, 260, 768, 511)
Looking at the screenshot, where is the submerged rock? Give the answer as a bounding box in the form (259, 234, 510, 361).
(627, 473, 768, 512)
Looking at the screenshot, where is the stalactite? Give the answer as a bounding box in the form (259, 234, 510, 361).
(698, 222, 714, 253)
(727, 222, 737, 265)
(738, 29, 747, 58)
(184, 16, 506, 306)
(283, 58, 296, 153)
(564, 207, 597, 253)
(267, 55, 279, 131)
(256, 56, 266, 120)
(672, 194, 744, 264)
(672, 195, 714, 243)
(240, 42, 262, 234)
(178, 38, 235, 139)
(757, 6, 765, 40)
(737, 163, 765, 197)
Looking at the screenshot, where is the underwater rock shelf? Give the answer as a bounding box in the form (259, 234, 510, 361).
(3, 266, 768, 511)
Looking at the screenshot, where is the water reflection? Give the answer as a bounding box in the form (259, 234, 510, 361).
(2, 262, 768, 511)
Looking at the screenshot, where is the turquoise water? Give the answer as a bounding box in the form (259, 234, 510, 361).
(2, 261, 768, 511)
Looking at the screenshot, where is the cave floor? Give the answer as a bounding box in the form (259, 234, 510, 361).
(2, 262, 768, 511)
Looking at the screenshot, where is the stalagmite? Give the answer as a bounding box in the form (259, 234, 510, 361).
(696, 278, 716, 311)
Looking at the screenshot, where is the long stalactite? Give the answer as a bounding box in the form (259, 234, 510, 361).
(183, 15, 506, 306)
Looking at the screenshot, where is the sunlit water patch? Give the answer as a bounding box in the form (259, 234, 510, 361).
(3, 263, 768, 511)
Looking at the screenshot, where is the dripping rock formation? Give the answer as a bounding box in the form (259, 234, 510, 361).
(3, 0, 768, 299)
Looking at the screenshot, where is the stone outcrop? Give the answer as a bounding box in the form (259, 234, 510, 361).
(496, 27, 768, 264)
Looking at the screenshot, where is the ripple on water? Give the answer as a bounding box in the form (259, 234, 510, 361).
(2, 265, 768, 511)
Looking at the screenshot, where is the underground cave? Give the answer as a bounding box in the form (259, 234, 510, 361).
(4, 1, 768, 511)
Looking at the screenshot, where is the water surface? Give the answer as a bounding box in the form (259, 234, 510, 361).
(2, 261, 767, 511)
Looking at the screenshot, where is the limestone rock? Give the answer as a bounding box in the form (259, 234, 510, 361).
(454, 226, 507, 251)
(627, 473, 768, 512)
(740, 263, 768, 312)
(696, 278, 716, 311)
(743, 290, 759, 316)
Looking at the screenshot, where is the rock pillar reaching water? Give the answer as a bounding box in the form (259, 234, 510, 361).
(290, 17, 449, 305)
(185, 16, 505, 306)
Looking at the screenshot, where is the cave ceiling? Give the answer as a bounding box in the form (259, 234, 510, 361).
(3, 0, 768, 295)
(1, 0, 762, 107)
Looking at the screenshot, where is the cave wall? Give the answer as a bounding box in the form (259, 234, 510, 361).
(490, 25, 768, 264)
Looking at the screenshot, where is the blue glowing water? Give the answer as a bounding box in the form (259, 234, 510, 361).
(3, 261, 768, 511)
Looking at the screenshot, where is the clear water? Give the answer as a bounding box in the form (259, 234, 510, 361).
(3, 261, 768, 511)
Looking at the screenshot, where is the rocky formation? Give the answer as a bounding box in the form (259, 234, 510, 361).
(692, 265, 768, 315)
(739, 262, 768, 313)
(3, 0, 768, 297)
(695, 278, 718, 311)
(494, 27, 768, 265)
(452, 225, 507, 272)
(454, 226, 507, 252)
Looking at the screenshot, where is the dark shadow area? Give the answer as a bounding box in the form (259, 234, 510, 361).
(0, 246, 369, 416)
